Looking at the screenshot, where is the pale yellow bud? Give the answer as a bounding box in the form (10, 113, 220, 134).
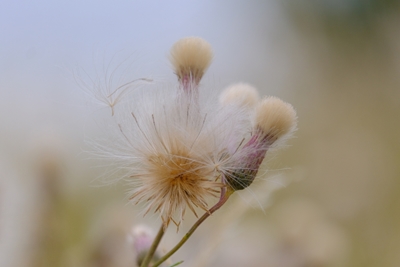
(219, 83, 260, 108)
(169, 37, 213, 83)
(254, 96, 297, 141)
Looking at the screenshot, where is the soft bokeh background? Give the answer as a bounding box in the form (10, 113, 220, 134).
(1, 1, 400, 267)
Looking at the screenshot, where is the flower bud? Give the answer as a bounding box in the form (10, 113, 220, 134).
(226, 97, 297, 191)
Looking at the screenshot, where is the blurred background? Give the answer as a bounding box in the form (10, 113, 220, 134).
(1, 1, 400, 266)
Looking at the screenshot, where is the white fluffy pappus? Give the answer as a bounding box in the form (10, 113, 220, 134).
(104, 82, 251, 228)
(73, 52, 154, 116)
(169, 37, 213, 84)
(254, 96, 297, 142)
(219, 83, 260, 109)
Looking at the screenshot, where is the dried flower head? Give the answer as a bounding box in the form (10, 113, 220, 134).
(254, 96, 297, 142)
(93, 37, 297, 229)
(169, 37, 213, 86)
(219, 83, 260, 109)
(111, 37, 247, 228)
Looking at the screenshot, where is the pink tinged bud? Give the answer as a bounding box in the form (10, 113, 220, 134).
(226, 96, 297, 191)
(134, 235, 152, 256)
(226, 134, 269, 191)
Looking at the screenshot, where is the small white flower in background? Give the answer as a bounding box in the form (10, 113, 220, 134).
(94, 36, 297, 229)
(130, 225, 160, 266)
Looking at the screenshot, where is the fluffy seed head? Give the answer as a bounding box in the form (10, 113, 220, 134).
(169, 37, 213, 83)
(131, 146, 221, 227)
(219, 83, 260, 109)
(119, 87, 239, 229)
(254, 96, 297, 141)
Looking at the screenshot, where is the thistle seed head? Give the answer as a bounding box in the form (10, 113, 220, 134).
(254, 96, 297, 143)
(169, 37, 213, 85)
(130, 145, 222, 228)
(90, 36, 297, 229)
(219, 83, 260, 109)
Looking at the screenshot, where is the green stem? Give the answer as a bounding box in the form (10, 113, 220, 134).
(152, 189, 233, 267)
(140, 224, 165, 267)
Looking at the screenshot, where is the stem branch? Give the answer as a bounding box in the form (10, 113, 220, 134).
(140, 225, 165, 267)
(152, 189, 233, 267)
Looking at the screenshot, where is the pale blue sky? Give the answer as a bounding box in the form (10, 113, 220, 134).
(0, 1, 296, 155)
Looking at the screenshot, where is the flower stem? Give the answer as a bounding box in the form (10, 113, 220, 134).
(140, 225, 165, 267)
(152, 189, 234, 267)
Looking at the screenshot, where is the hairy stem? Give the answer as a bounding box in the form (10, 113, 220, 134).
(140, 225, 165, 267)
(152, 189, 233, 267)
